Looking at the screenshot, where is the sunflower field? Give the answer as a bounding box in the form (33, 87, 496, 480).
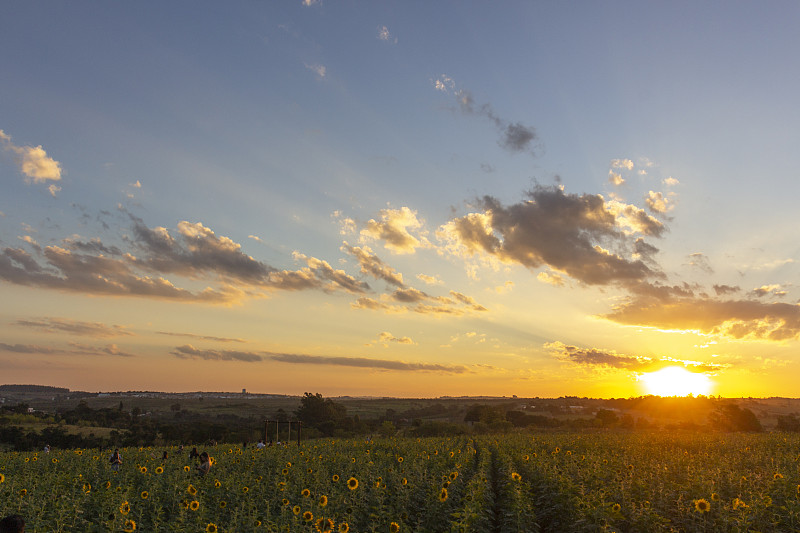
(2, 432, 800, 532)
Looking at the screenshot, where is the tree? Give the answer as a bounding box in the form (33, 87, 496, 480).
(776, 414, 800, 432)
(595, 409, 619, 427)
(294, 393, 348, 437)
(709, 404, 763, 432)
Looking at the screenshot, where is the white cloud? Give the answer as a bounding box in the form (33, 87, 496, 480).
(417, 273, 443, 285)
(433, 74, 455, 93)
(377, 26, 397, 44)
(663, 176, 680, 186)
(537, 271, 564, 286)
(645, 191, 675, 214)
(1, 129, 62, 183)
(610, 159, 634, 170)
(304, 63, 326, 79)
(608, 170, 625, 186)
(48, 184, 61, 197)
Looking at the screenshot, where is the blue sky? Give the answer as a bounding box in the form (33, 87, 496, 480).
(2, 2, 800, 397)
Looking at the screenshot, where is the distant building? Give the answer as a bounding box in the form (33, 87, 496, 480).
(242, 388, 247, 395)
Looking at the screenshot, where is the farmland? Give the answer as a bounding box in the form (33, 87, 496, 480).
(2, 432, 800, 532)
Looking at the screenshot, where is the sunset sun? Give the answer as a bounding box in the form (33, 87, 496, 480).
(640, 367, 713, 397)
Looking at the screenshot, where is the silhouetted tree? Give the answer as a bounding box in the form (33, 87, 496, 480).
(709, 404, 763, 432)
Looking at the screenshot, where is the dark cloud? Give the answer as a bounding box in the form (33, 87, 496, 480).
(501, 122, 536, 153)
(68, 342, 134, 357)
(14, 317, 133, 338)
(341, 243, 404, 287)
(129, 217, 274, 283)
(267, 352, 469, 373)
(713, 284, 740, 296)
(454, 90, 538, 155)
(0, 343, 60, 354)
(0, 245, 234, 302)
(170, 344, 469, 373)
(171, 345, 263, 362)
(686, 253, 714, 274)
(0, 341, 133, 357)
(546, 341, 653, 371)
(604, 296, 800, 342)
(155, 331, 245, 343)
(545, 341, 723, 373)
(0, 216, 371, 303)
(63, 237, 122, 256)
(391, 287, 428, 303)
(439, 185, 664, 287)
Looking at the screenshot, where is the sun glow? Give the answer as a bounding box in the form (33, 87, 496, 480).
(640, 366, 712, 397)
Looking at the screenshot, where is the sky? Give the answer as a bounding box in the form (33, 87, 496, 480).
(2, 2, 800, 398)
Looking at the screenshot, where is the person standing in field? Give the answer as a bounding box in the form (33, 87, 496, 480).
(110, 448, 122, 471)
(196, 451, 211, 476)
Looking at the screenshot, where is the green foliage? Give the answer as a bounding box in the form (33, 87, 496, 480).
(2, 433, 800, 532)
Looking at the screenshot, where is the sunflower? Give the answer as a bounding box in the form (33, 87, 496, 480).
(347, 477, 359, 490)
(397, 456, 404, 463)
(206, 525, 218, 533)
(139, 466, 147, 473)
(301, 488, 311, 497)
(0, 473, 5, 483)
(286, 462, 292, 467)
(511, 472, 522, 482)
(523, 454, 530, 461)
(104, 481, 111, 489)
(155, 466, 164, 475)
(187, 484, 197, 496)
(319, 494, 328, 507)
(52, 458, 58, 463)
(242, 486, 249, 493)
(611, 503, 621, 513)
(19, 489, 27, 497)
(120, 501, 131, 515)
(190, 500, 200, 511)
(338, 523, 350, 533)
(303, 511, 314, 522)
(184, 465, 190, 472)
(733, 497, 747, 510)
(282, 498, 290, 506)
(401, 478, 407, 486)
(83, 482, 91, 493)
(711, 493, 720, 501)
(214, 480, 222, 488)
(449, 471, 458, 481)
(438, 488, 448, 502)
(140, 491, 149, 500)
(694, 499, 710, 513)
(308, 468, 313, 473)
(775, 473, 784, 480)
(332, 475, 340, 482)
(123, 519, 137, 532)
(282, 468, 289, 475)
(315, 517, 335, 533)
(219, 501, 227, 509)
(293, 505, 302, 516)
(390, 522, 400, 533)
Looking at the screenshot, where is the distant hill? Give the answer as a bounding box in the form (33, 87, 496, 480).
(0, 384, 70, 394)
